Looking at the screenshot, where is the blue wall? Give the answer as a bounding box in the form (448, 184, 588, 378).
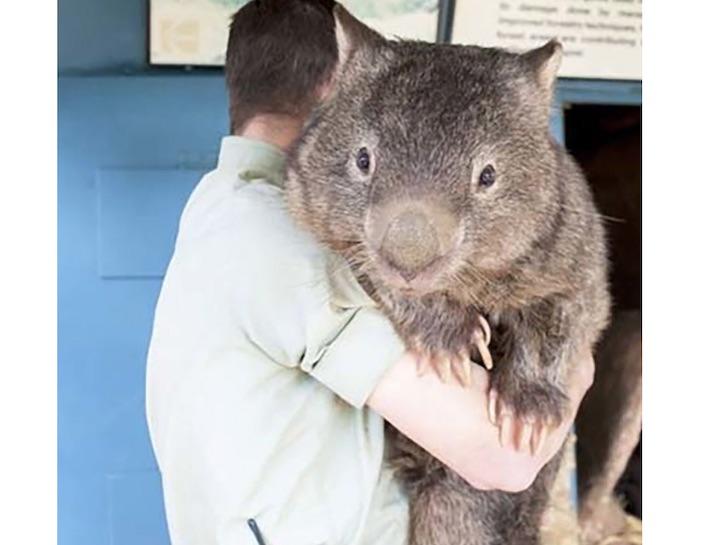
(58, 2, 641, 544)
(59, 1, 229, 543)
(58, 75, 228, 545)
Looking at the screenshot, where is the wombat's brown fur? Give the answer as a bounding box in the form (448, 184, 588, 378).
(286, 6, 610, 545)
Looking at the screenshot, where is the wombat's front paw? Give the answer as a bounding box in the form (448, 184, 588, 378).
(488, 374, 568, 455)
(412, 344, 474, 385)
(409, 314, 493, 386)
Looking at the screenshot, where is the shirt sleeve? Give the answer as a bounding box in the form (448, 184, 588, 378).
(199, 181, 405, 408)
(301, 306, 405, 409)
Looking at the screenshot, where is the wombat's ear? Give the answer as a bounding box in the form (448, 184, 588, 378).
(522, 39, 563, 96)
(332, 4, 385, 81)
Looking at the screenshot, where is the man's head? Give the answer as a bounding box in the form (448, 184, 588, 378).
(225, 0, 338, 135)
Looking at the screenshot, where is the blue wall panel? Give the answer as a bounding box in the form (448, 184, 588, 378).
(58, 74, 227, 545)
(97, 168, 203, 278)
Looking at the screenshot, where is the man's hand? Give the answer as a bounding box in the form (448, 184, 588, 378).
(368, 348, 595, 492)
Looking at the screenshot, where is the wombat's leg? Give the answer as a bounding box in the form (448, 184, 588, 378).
(488, 300, 574, 454)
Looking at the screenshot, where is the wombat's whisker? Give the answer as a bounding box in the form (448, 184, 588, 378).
(558, 205, 625, 224)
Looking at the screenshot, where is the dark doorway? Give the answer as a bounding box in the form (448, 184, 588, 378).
(565, 104, 642, 519)
(565, 104, 641, 311)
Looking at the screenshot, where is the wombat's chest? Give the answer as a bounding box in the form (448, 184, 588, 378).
(378, 275, 545, 320)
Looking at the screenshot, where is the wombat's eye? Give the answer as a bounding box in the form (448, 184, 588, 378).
(356, 147, 371, 173)
(478, 165, 496, 188)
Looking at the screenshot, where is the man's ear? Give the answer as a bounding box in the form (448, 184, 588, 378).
(522, 39, 563, 103)
(331, 4, 386, 84)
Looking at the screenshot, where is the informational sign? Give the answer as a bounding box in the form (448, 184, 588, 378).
(451, 0, 642, 80)
(150, 0, 440, 66)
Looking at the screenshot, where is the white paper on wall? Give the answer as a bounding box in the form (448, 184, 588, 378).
(451, 0, 641, 80)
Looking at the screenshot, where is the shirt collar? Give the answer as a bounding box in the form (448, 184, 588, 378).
(217, 136, 286, 188)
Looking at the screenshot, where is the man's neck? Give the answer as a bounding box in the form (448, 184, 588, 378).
(235, 114, 304, 152)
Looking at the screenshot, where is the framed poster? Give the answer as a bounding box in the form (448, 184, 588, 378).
(451, 0, 641, 81)
(149, 0, 441, 66)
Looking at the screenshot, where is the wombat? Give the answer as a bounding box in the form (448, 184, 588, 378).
(286, 6, 610, 545)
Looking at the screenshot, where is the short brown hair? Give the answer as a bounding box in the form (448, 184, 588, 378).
(225, 0, 338, 133)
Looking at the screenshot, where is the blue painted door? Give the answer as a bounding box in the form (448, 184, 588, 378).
(58, 73, 228, 545)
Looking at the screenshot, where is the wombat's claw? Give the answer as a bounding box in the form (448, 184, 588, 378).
(414, 352, 451, 381)
(415, 352, 431, 377)
(432, 354, 473, 385)
(498, 414, 550, 456)
(450, 352, 473, 386)
(473, 315, 494, 370)
(411, 338, 432, 377)
(530, 424, 549, 456)
(489, 389, 552, 455)
(415, 351, 473, 386)
(488, 388, 500, 425)
(435, 356, 452, 383)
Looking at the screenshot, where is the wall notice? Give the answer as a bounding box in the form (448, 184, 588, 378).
(150, 0, 439, 66)
(452, 0, 641, 80)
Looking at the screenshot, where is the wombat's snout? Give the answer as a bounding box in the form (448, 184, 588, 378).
(367, 201, 460, 281)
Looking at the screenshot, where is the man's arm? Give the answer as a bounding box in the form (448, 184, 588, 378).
(368, 348, 594, 492)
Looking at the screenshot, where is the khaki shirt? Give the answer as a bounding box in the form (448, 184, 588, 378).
(146, 136, 409, 545)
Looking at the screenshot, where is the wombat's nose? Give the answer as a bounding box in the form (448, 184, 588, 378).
(370, 201, 460, 279)
(382, 210, 439, 277)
